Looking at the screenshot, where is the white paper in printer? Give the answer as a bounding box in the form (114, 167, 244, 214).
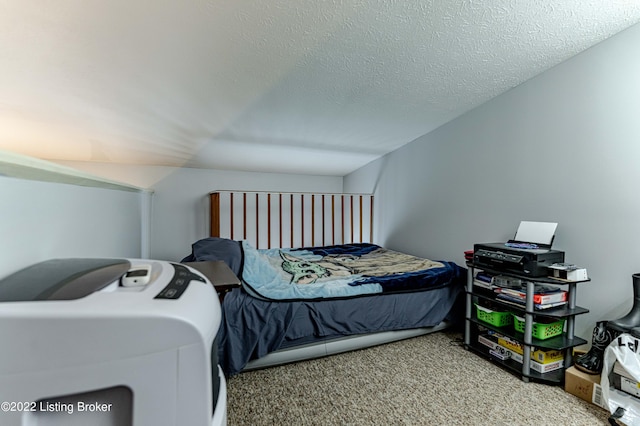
(513, 221, 558, 246)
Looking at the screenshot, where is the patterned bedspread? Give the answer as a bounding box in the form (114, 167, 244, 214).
(242, 241, 462, 301)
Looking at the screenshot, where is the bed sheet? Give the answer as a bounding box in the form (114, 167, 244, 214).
(218, 276, 464, 376)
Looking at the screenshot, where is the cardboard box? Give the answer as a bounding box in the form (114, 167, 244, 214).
(497, 336, 564, 364)
(548, 264, 588, 281)
(505, 347, 564, 373)
(477, 335, 563, 373)
(612, 361, 640, 399)
(564, 366, 605, 408)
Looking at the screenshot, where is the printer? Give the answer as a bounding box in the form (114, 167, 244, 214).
(0, 258, 226, 426)
(473, 221, 565, 277)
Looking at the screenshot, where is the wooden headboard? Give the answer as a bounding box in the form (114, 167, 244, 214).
(209, 191, 374, 249)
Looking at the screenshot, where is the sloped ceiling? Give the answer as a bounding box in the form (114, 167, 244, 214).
(1, 1, 640, 176)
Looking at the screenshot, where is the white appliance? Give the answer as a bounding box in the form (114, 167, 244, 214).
(0, 258, 226, 426)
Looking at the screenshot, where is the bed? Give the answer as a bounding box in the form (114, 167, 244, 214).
(187, 191, 466, 376)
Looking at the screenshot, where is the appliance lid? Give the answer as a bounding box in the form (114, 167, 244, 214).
(0, 258, 131, 302)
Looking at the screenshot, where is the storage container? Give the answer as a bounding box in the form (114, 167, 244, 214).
(475, 303, 513, 327)
(513, 315, 565, 340)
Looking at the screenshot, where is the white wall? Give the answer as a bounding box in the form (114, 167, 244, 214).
(345, 23, 640, 341)
(57, 162, 343, 261)
(0, 176, 146, 278)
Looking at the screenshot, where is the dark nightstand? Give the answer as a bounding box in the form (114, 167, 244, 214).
(182, 260, 241, 301)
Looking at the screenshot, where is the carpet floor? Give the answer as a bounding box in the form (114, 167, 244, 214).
(226, 331, 610, 425)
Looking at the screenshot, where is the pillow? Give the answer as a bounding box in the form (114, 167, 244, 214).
(181, 237, 243, 276)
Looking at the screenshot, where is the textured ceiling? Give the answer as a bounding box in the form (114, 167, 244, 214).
(1, 1, 640, 176)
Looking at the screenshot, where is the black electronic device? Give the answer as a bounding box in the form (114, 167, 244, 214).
(473, 242, 565, 277)
(473, 221, 564, 277)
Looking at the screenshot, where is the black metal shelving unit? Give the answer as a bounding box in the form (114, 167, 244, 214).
(464, 262, 590, 384)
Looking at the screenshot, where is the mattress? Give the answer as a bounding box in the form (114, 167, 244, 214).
(219, 269, 464, 376)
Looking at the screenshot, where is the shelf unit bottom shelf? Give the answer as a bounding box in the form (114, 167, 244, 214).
(465, 342, 566, 384)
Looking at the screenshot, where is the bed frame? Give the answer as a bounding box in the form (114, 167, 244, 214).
(208, 190, 454, 371)
(242, 323, 451, 371)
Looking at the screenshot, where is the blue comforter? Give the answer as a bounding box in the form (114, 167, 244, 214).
(242, 241, 461, 301)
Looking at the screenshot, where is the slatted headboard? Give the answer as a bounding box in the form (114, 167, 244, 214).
(209, 191, 374, 249)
